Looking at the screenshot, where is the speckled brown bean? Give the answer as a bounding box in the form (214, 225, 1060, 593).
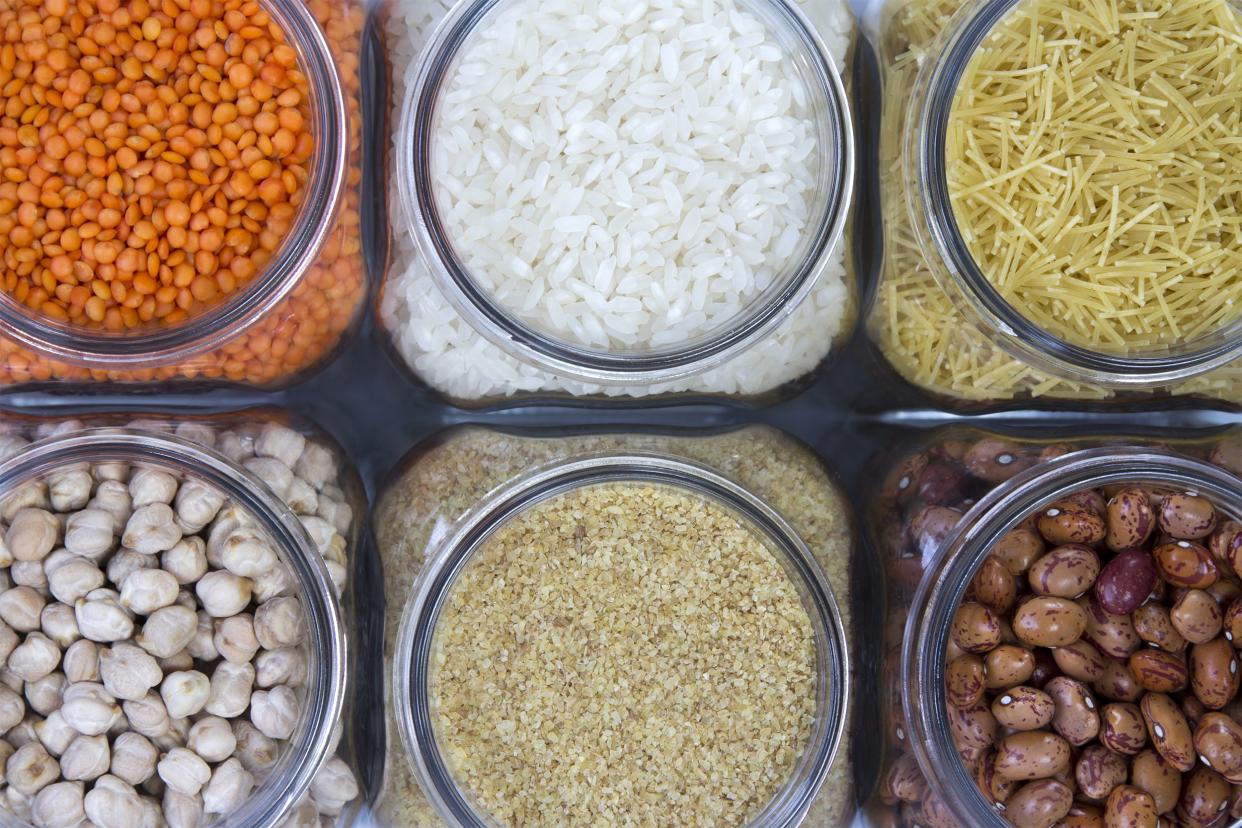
(1038, 504, 1108, 547)
(1191, 637, 1240, 710)
(1129, 750, 1182, 814)
(947, 655, 987, 708)
(917, 462, 970, 507)
(1170, 589, 1224, 645)
(992, 685, 1056, 730)
(974, 749, 1019, 806)
(1141, 692, 1196, 772)
(1094, 658, 1145, 703)
(1180, 694, 1207, 729)
(1104, 784, 1159, 828)
(1013, 596, 1089, 648)
(951, 602, 1003, 654)
(1005, 779, 1073, 828)
(916, 789, 962, 828)
(964, 439, 1034, 484)
(1029, 544, 1101, 598)
(1052, 639, 1107, 682)
(884, 453, 929, 505)
(1066, 489, 1109, 516)
(911, 505, 965, 559)
(1127, 649, 1190, 693)
(1081, 597, 1142, 659)
(1208, 577, 1241, 608)
(1230, 782, 1242, 819)
(993, 529, 1049, 577)
(1209, 521, 1242, 576)
(949, 698, 999, 755)
(1160, 494, 1218, 540)
(1076, 744, 1128, 801)
(1132, 603, 1187, 653)
(1210, 441, 1242, 476)
(1095, 550, 1159, 615)
(1106, 488, 1156, 552)
(1100, 703, 1148, 755)
(1046, 676, 1101, 745)
(1195, 713, 1242, 783)
(1030, 648, 1059, 689)
(1153, 541, 1220, 590)
(1225, 599, 1242, 648)
(971, 556, 1018, 613)
(1176, 765, 1231, 826)
(1060, 803, 1105, 828)
(883, 753, 927, 803)
(986, 645, 1037, 690)
(994, 731, 1073, 781)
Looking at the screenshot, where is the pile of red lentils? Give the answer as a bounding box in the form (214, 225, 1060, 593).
(0, 0, 366, 385)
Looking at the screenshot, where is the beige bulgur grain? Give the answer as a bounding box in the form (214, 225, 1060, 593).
(374, 427, 854, 827)
(432, 482, 817, 827)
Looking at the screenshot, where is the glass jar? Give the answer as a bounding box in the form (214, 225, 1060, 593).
(371, 425, 857, 826)
(0, 411, 365, 827)
(0, 0, 367, 389)
(379, 0, 859, 406)
(863, 0, 1242, 408)
(862, 426, 1242, 827)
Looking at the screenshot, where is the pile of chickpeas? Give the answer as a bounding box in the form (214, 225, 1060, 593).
(0, 421, 359, 827)
(938, 484, 1242, 828)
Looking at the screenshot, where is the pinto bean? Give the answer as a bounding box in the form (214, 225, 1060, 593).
(1176, 765, 1230, 826)
(1104, 784, 1159, 828)
(1081, 596, 1141, 659)
(1129, 749, 1182, 815)
(1127, 649, 1189, 693)
(1095, 550, 1158, 615)
(1190, 637, 1240, 710)
(986, 645, 1036, 690)
(1159, 494, 1218, 541)
(993, 529, 1047, 576)
(1038, 504, 1107, 547)
(1029, 545, 1100, 598)
(947, 655, 986, 708)
(952, 602, 1003, 654)
(1094, 658, 1145, 703)
(883, 753, 927, 803)
(991, 686, 1055, 731)
(1046, 676, 1100, 746)
(994, 731, 1073, 781)
(1153, 540, 1219, 590)
(1012, 597, 1088, 648)
(1052, 639, 1107, 682)
(1132, 603, 1187, 653)
(972, 556, 1018, 613)
(1170, 590, 1224, 645)
(1194, 713, 1242, 783)
(1141, 692, 1196, 772)
(1075, 744, 1128, 801)
(1100, 703, 1147, 755)
(1005, 778, 1073, 828)
(1106, 488, 1156, 552)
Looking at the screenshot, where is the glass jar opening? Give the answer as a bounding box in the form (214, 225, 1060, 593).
(394, 454, 850, 827)
(397, 0, 854, 386)
(908, 0, 1242, 388)
(0, 428, 346, 828)
(901, 447, 1242, 827)
(0, 0, 347, 373)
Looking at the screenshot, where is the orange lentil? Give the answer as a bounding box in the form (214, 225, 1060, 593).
(0, 0, 365, 388)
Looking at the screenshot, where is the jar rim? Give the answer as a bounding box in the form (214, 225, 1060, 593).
(393, 452, 850, 828)
(394, 0, 855, 387)
(900, 446, 1242, 827)
(907, 0, 1242, 387)
(0, 427, 347, 828)
(0, 0, 348, 372)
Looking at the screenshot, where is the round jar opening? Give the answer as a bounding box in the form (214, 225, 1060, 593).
(395, 455, 849, 827)
(901, 447, 1242, 827)
(0, 428, 345, 828)
(398, 0, 853, 386)
(0, 0, 347, 371)
(911, 0, 1242, 386)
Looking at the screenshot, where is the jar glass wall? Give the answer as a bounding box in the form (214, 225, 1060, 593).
(378, 0, 859, 406)
(863, 426, 1242, 827)
(863, 0, 1242, 408)
(0, 411, 365, 827)
(371, 425, 858, 826)
(0, 0, 368, 389)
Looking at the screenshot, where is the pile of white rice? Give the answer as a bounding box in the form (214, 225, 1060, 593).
(384, 0, 855, 399)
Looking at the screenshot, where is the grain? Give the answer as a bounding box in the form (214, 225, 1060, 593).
(383, 0, 856, 400)
(374, 427, 855, 827)
(433, 483, 816, 827)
